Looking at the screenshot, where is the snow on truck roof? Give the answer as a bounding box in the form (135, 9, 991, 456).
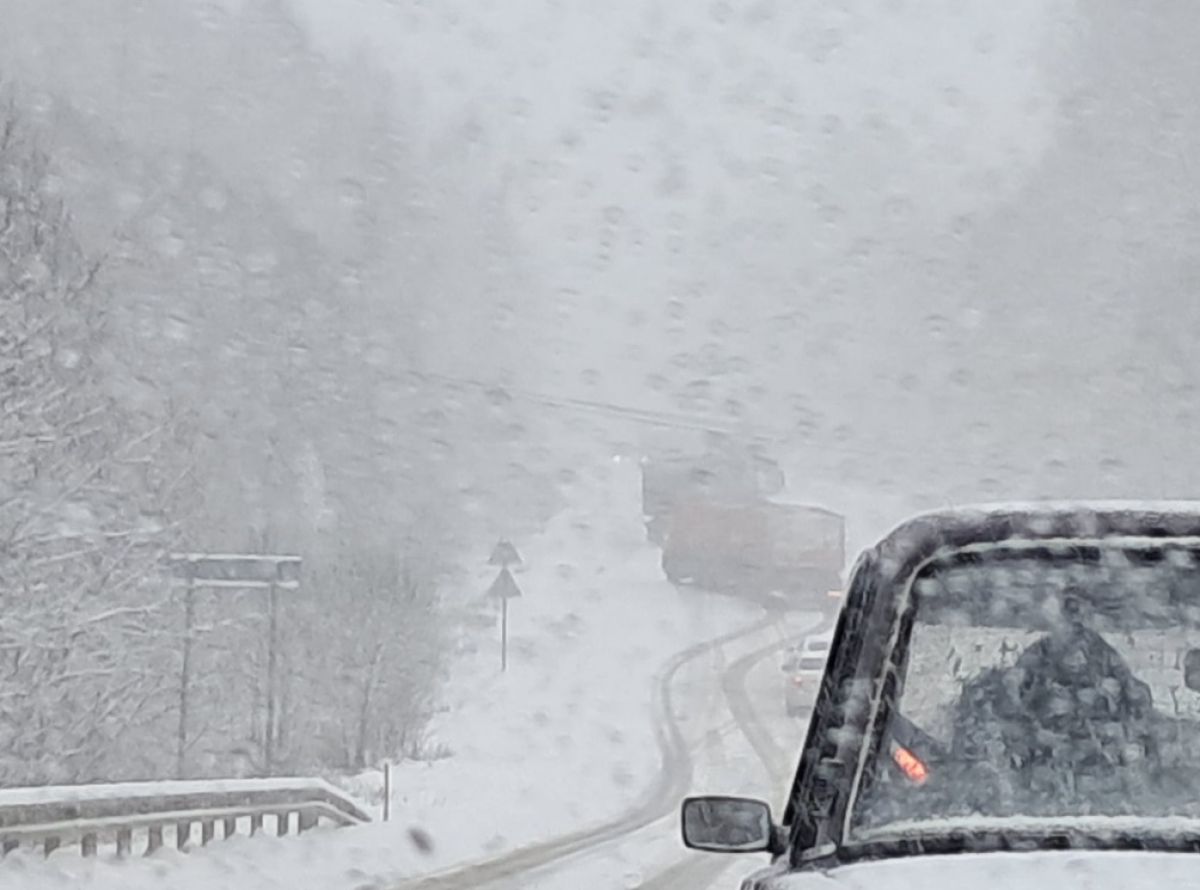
(904, 499, 1200, 518)
(870, 500, 1200, 561)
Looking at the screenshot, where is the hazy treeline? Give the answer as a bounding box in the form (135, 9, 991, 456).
(0, 0, 551, 784)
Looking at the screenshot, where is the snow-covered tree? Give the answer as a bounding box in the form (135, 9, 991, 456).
(0, 106, 183, 784)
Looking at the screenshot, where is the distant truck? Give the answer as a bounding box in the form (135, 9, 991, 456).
(641, 451, 784, 546)
(658, 497, 846, 610)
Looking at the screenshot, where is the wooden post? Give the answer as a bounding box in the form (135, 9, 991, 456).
(147, 827, 163, 855)
(298, 811, 318, 833)
(250, 814, 263, 836)
(222, 817, 237, 839)
(44, 836, 59, 857)
(382, 762, 392, 822)
(81, 833, 97, 857)
(176, 820, 191, 850)
(116, 829, 132, 858)
(2, 839, 18, 856)
(277, 812, 289, 837)
(201, 820, 215, 846)
(177, 568, 195, 779)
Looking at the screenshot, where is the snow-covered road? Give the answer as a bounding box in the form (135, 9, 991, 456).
(9, 601, 816, 890)
(489, 609, 824, 890)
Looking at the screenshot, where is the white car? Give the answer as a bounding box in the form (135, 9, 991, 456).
(781, 631, 832, 717)
(682, 503, 1200, 889)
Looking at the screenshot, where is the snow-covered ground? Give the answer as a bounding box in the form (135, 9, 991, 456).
(10, 459, 772, 889)
(354, 458, 767, 868)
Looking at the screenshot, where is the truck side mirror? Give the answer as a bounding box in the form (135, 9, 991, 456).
(681, 796, 781, 854)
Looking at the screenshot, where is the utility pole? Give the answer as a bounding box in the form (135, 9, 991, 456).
(265, 572, 279, 775)
(176, 564, 196, 779)
(166, 554, 301, 777)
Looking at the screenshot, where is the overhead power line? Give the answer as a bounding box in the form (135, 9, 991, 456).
(406, 367, 781, 440)
(400, 366, 1071, 474)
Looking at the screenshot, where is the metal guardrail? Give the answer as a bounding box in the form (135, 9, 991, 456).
(0, 777, 371, 858)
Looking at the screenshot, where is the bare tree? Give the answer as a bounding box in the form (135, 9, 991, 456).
(0, 104, 182, 784)
(282, 542, 446, 773)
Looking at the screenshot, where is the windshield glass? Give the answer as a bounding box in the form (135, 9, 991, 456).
(9, 1, 1200, 885)
(853, 538, 1200, 837)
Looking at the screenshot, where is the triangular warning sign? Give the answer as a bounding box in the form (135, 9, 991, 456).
(489, 539, 522, 567)
(487, 567, 523, 600)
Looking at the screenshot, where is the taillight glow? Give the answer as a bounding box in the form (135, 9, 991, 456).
(892, 745, 929, 785)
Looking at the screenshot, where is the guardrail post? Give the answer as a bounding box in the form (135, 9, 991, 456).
(177, 819, 192, 849)
(2, 839, 17, 856)
(277, 812, 289, 836)
(223, 817, 237, 839)
(117, 828, 132, 857)
(250, 813, 263, 835)
(147, 826, 163, 854)
(44, 836, 60, 857)
(82, 833, 97, 857)
(201, 820, 215, 845)
(298, 810, 318, 833)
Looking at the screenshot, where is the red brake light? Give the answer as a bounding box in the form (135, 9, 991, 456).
(892, 745, 929, 785)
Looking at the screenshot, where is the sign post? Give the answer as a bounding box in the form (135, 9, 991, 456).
(487, 567, 523, 672)
(486, 540, 523, 672)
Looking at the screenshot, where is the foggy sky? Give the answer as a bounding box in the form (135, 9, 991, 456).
(4, 0, 1197, 525)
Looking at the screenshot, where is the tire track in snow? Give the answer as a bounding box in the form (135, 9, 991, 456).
(635, 612, 834, 890)
(388, 611, 779, 890)
(720, 635, 799, 790)
(634, 852, 733, 890)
